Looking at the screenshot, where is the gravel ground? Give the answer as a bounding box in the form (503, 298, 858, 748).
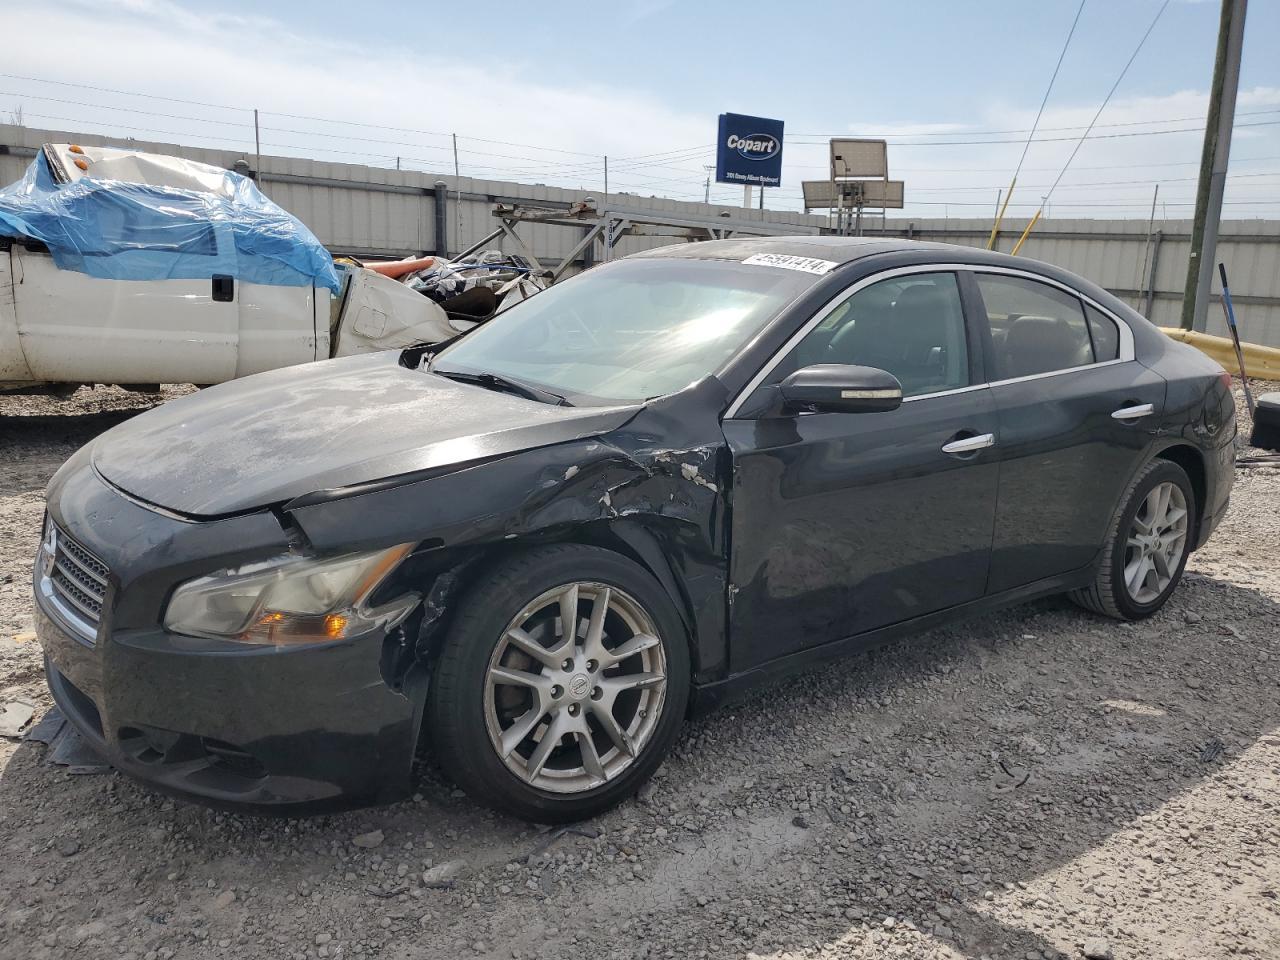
(1, 382, 1278, 960)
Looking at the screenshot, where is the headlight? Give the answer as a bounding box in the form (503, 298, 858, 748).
(163, 543, 416, 646)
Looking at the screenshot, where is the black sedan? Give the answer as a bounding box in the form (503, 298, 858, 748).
(34, 237, 1235, 822)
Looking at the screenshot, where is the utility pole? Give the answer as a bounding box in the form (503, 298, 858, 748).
(253, 108, 261, 180)
(1137, 183, 1160, 307)
(1181, 0, 1247, 331)
(603, 156, 608, 207)
(703, 166, 713, 203)
(452, 134, 462, 255)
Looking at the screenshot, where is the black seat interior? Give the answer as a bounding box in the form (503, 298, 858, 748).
(1001, 315, 1093, 379)
(827, 284, 953, 393)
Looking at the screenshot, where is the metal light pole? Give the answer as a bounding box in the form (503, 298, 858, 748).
(1181, 0, 1247, 331)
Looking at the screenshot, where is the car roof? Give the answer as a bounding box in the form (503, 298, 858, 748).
(627, 234, 1168, 355)
(628, 236, 955, 265)
(626, 235, 1040, 271)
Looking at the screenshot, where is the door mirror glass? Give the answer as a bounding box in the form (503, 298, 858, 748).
(779, 363, 903, 414)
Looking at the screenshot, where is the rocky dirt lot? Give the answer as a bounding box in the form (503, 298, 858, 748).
(1, 383, 1278, 960)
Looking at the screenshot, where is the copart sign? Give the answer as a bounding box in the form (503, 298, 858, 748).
(715, 112, 784, 188)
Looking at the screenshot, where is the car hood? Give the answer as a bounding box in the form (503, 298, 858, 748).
(91, 352, 638, 517)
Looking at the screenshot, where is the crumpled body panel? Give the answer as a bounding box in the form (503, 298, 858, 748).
(0, 145, 339, 293)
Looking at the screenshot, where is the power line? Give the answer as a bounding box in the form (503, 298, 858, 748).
(786, 120, 1280, 148)
(1015, 0, 1086, 184)
(0, 73, 648, 163)
(0, 73, 248, 113)
(1043, 0, 1172, 204)
(785, 108, 1280, 141)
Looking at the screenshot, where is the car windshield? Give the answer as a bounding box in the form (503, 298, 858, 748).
(430, 257, 818, 404)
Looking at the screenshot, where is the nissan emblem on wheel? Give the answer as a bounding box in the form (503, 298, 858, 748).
(715, 112, 785, 187)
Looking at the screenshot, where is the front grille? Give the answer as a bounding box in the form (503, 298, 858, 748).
(42, 517, 109, 639)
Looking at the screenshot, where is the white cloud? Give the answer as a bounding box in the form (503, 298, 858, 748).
(2, 0, 1276, 217)
(771, 86, 1280, 218)
(0, 0, 711, 193)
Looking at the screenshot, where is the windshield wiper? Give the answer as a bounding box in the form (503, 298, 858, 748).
(432, 369, 570, 406)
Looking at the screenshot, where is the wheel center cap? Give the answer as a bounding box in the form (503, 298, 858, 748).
(568, 673, 592, 700)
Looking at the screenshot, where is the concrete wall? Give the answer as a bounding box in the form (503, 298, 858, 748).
(4, 123, 1279, 347)
(0, 124, 824, 270)
(876, 218, 1280, 347)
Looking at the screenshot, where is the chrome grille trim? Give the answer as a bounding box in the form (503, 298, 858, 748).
(38, 517, 108, 643)
(58, 536, 109, 585)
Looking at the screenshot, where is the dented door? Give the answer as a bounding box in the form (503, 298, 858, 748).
(11, 245, 238, 384)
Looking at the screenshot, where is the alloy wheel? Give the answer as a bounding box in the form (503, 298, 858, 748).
(482, 582, 667, 794)
(1123, 481, 1189, 604)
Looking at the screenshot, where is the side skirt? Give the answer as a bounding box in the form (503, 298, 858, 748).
(688, 567, 1093, 714)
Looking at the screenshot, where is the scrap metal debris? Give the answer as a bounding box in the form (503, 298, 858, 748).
(22, 705, 111, 774)
(995, 757, 1032, 790)
(21, 706, 66, 745)
(388, 251, 548, 321)
(1200, 738, 1226, 764)
(0, 699, 35, 738)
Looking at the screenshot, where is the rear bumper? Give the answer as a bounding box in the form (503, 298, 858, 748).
(1194, 432, 1236, 551)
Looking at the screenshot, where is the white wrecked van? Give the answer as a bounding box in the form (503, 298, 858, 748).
(0, 144, 467, 392)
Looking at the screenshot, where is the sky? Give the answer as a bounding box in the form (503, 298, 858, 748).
(0, 0, 1277, 219)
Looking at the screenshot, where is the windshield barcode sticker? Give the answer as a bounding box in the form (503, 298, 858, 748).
(742, 253, 838, 275)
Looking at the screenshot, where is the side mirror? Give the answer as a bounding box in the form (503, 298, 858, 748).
(779, 364, 903, 414)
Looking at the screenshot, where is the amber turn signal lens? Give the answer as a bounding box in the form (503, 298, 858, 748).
(69, 144, 84, 154)
(74, 158, 89, 171)
(240, 610, 353, 645)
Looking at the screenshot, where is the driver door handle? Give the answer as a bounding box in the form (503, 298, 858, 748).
(1111, 403, 1154, 420)
(941, 432, 995, 455)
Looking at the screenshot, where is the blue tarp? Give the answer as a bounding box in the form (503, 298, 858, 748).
(0, 152, 341, 293)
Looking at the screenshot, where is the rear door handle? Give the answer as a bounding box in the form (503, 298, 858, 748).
(1111, 403, 1154, 421)
(941, 433, 995, 455)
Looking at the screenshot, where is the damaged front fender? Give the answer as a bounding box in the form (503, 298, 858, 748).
(284, 378, 735, 691)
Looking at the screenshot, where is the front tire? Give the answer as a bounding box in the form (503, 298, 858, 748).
(427, 545, 690, 823)
(1070, 458, 1196, 620)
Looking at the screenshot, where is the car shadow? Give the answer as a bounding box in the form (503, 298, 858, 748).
(643, 572, 1280, 959)
(0, 571, 1275, 960)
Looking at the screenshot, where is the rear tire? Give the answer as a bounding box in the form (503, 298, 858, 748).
(1070, 458, 1196, 620)
(427, 545, 690, 823)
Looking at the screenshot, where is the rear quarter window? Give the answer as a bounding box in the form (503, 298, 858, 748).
(1085, 304, 1121, 361)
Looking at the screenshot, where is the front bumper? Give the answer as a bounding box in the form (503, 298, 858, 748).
(35, 451, 423, 815)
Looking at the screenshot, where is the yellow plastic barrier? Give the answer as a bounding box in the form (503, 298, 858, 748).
(1159, 327, 1280, 381)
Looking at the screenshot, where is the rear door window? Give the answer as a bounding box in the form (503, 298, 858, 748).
(975, 274, 1097, 380)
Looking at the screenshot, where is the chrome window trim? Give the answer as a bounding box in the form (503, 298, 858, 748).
(968, 267, 1134, 365)
(984, 357, 1129, 390)
(900, 383, 989, 404)
(723, 262, 1137, 419)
